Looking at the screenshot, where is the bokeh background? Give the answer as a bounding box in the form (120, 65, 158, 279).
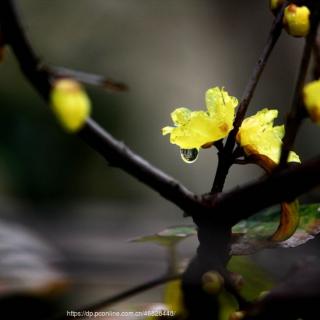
(0, 0, 320, 318)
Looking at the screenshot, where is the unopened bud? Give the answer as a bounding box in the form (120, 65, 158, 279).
(270, 0, 285, 13)
(50, 79, 91, 132)
(283, 4, 310, 37)
(201, 271, 224, 295)
(303, 80, 320, 124)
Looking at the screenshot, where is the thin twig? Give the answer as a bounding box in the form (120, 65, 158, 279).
(312, 30, 320, 79)
(48, 66, 128, 92)
(211, 5, 285, 193)
(51, 273, 180, 320)
(0, 0, 201, 215)
(279, 6, 320, 167)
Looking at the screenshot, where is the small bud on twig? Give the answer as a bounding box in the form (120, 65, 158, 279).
(50, 79, 91, 132)
(201, 271, 224, 295)
(283, 4, 310, 38)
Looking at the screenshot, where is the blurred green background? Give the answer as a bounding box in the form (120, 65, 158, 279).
(1, 0, 320, 316)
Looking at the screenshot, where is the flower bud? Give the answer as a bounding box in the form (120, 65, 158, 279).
(270, 0, 285, 13)
(50, 79, 91, 132)
(283, 4, 310, 37)
(303, 80, 320, 124)
(201, 271, 224, 295)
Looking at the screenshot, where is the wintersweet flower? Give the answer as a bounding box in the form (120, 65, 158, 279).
(162, 87, 238, 162)
(50, 79, 91, 132)
(237, 109, 301, 242)
(237, 109, 300, 169)
(303, 80, 320, 124)
(283, 4, 310, 37)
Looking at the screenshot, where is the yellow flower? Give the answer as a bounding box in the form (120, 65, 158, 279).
(237, 109, 300, 168)
(238, 109, 301, 242)
(303, 80, 320, 124)
(50, 79, 91, 132)
(283, 4, 310, 37)
(162, 87, 238, 150)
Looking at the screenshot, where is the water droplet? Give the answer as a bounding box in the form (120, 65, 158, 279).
(180, 148, 199, 163)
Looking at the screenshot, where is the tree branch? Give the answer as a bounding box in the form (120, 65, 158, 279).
(279, 5, 320, 167)
(47, 66, 128, 92)
(211, 4, 285, 193)
(205, 155, 320, 227)
(52, 273, 180, 320)
(0, 0, 201, 214)
(312, 29, 320, 79)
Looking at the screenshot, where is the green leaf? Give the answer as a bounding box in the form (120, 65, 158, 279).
(227, 256, 274, 302)
(231, 203, 320, 255)
(129, 225, 197, 247)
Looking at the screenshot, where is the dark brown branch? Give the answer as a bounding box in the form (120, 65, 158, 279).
(211, 5, 285, 193)
(279, 7, 320, 167)
(312, 29, 320, 79)
(79, 119, 201, 212)
(0, 0, 200, 214)
(52, 273, 180, 320)
(206, 156, 320, 227)
(48, 66, 128, 92)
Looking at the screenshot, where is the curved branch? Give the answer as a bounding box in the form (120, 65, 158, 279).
(0, 0, 201, 213)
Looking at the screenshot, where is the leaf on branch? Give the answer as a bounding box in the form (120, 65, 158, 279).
(231, 203, 320, 255)
(129, 225, 197, 247)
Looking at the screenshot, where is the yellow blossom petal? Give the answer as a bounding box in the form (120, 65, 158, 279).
(271, 201, 300, 242)
(283, 4, 310, 37)
(162, 87, 238, 150)
(237, 108, 300, 165)
(238, 110, 301, 243)
(303, 80, 320, 124)
(50, 79, 91, 132)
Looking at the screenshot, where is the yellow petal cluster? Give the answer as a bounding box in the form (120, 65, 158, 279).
(237, 109, 300, 165)
(283, 4, 310, 37)
(303, 80, 320, 124)
(162, 87, 238, 149)
(50, 79, 91, 132)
